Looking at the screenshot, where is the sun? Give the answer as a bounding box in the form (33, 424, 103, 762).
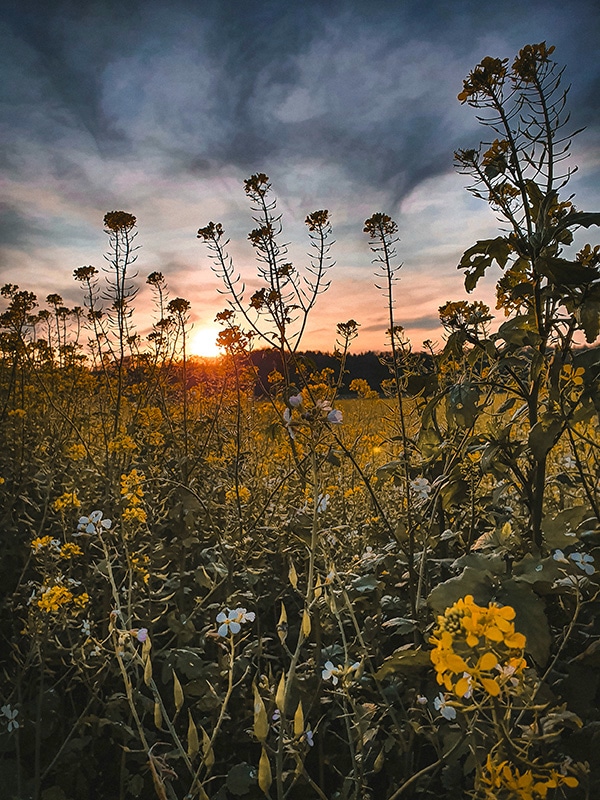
(189, 327, 222, 358)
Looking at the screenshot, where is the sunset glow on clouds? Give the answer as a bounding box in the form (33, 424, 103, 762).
(1, 0, 599, 352)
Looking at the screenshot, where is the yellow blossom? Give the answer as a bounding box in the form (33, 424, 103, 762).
(52, 491, 81, 512)
(37, 585, 74, 612)
(31, 535, 55, 552)
(59, 542, 83, 559)
(122, 506, 147, 524)
(66, 443, 87, 461)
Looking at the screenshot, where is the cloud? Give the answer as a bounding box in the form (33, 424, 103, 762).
(1, 0, 599, 354)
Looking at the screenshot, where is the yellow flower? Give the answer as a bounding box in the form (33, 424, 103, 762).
(66, 443, 87, 461)
(37, 585, 74, 613)
(226, 486, 251, 504)
(31, 535, 55, 552)
(59, 542, 83, 559)
(122, 506, 147, 524)
(52, 491, 81, 512)
(120, 469, 145, 505)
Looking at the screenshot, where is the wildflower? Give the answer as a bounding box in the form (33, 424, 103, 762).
(37, 585, 74, 613)
(433, 693, 456, 720)
(120, 469, 145, 505)
(553, 549, 569, 563)
(1, 705, 19, 732)
(134, 627, 148, 642)
(59, 542, 83, 559)
(316, 493, 330, 513)
(570, 552, 595, 574)
(52, 491, 81, 512)
(282, 408, 295, 440)
(77, 510, 112, 535)
(216, 607, 255, 637)
(288, 393, 303, 408)
(225, 486, 251, 505)
(322, 660, 342, 685)
(81, 619, 91, 636)
(31, 535, 55, 552)
(410, 477, 431, 500)
(303, 727, 314, 746)
(122, 507, 147, 524)
(416, 694, 428, 705)
(321, 660, 360, 686)
(66, 443, 87, 461)
(327, 409, 343, 424)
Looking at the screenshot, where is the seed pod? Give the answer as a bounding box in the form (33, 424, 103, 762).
(258, 747, 272, 795)
(288, 559, 298, 590)
(301, 608, 311, 638)
(187, 710, 199, 759)
(153, 700, 162, 729)
(275, 673, 286, 714)
(173, 670, 184, 713)
(144, 655, 153, 686)
(277, 602, 288, 645)
(253, 682, 269, 742)
(293, 701, 304, 737)
(200, 726, 215, 769)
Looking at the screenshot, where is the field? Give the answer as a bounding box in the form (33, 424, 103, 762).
(1, 43, 600, 800)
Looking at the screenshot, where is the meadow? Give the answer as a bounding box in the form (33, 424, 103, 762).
(1, 43, 600, 800)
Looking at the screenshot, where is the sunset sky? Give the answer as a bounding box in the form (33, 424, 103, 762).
(1, 0, 599, 354)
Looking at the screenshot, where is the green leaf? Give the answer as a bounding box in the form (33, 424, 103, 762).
(528, 418, 563, 461)
(351, 574, 380, 593)
(576, 298, 600, 343)
(495, 579, 551, 666)
(427, 566, 495, 614)
(226, 763, 257, 796)
(446, 382, 481, 428)
(512, 554, 561, 585)
(458, 237, 512, 292)
(375, 647, 432, 680)
(537, 256, 599, 286)
(496, 314, 541, 347)
(542, 505, 590, 549)
(555, 210, 600, 233)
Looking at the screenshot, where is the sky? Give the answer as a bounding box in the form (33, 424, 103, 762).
(1, 0, 600, 355)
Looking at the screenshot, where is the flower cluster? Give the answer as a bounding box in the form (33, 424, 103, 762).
(36, 584, 89, 613)
(30, 536, 82, 559)
(430, 595, 526, 699)
(52, 491, 81, 512)
(479, 753, 577, 799)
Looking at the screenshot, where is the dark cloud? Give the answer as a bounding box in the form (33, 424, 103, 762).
(1, 0, 599, 350)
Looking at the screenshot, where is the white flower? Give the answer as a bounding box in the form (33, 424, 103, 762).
(553, 549, 569, 563)
(327, 409, 343, 425)
(304, 727, 314, 746)
(321, 660, 359, 685)
(316, 399, 332, 413)
(216, 607, 255, 637)
(81, 619, 91, 637)
(410, 477, 431, 501)
(1, 705, 19, 732)
(416, 694, 428, 705)
(77, 510, 112, 535)
(321, 660, 342, 685)
(570, 552, 595, 575)
(288, 393, 303, 408)
(316, 493, 330, 513)
(433, 692, 456, 721)
(282, 408, 295, 440)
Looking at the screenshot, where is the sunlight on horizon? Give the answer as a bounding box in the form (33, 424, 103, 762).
(189, 326, 223, 358)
